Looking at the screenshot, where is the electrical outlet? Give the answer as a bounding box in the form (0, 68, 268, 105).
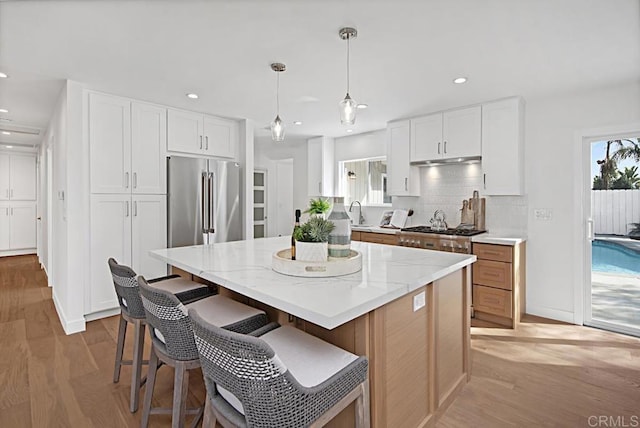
(534, 209, 552, 221)
(413, 291, 426, 312)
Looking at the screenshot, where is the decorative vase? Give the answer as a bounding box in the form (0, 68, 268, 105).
(327, 197, 351, 258)
(295, 241, 328, 262)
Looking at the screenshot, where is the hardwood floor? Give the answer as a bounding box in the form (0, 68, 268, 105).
(2, 254, 639, 427)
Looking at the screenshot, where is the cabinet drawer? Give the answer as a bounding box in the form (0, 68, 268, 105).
(382, 234, 398, 246)
(351, 231, 361, 241)
(360, 232, 384, 244)
(473, 243, 513, 262)
(473, 285, 512, 318)
(473, 260, 512, 290)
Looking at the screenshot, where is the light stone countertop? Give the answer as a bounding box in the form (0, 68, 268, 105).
(471, 234, 527, 246)
(150, 236, 475, 330)
(351, 225, 400, 235)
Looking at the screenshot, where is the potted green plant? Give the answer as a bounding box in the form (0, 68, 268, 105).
(304, 197, 331, 219)
(294, 217, 335, 262)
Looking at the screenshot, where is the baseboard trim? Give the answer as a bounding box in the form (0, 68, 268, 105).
(0, 248, 37, 257)
(85, 307, 120, 322)
(526, 305, 575, 324)
(52, 292, 86, 335)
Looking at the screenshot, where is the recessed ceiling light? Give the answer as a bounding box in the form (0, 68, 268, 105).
(5, 145, 13, 149)
(293, 121, 302, 125)
(186, 93, 199, 99)
(0, 72, 8, 79)
(356, 104, 368, 109)
(0, 109, 8, 113)
(346, 129, 353, 133)
(453, 77, 467, 84)
(2, 131, 10, 135)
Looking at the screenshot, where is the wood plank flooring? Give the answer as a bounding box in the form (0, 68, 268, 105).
(2, 254, 639, 427)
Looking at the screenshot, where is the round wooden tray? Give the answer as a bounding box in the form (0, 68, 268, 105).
(272, 249, 362, 278)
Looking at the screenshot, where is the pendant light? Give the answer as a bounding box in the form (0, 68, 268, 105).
(339, 27, 358, 125)
(270, 63, 286, 142)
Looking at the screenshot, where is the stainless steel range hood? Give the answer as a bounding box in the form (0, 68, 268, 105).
(411, 155, 481, 167)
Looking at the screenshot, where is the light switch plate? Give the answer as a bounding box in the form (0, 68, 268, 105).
(413, 291, 426, 312)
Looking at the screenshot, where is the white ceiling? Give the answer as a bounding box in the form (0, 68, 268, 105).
(0, 0, 638, 146)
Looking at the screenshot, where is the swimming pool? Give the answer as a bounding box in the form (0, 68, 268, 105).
(592, 240, 640, 275)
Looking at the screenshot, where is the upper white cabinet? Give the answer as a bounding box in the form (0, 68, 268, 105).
(0, 154, 36, 200)
(410, 106, 481, 162)
(89, 93, 167, 194)
(167, 108, 237, 158)
(481, 97, 525, 195)
(0, 201, 37, 250)
(387, 120, 420, 196)
(307, 136, 335, 197)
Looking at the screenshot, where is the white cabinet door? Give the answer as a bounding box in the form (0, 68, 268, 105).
(0, 203, 10, 250)
(203, 115, 236, 158)
(131, 102, 167, 194)
(9, 155, 36, 200)
(90, 194, 131, 313)
(307, 137, 324, 197)
(482, 98, 524, 195)
(167, 109, 203, 154)
(387, 120, 419, 196)
(131, 195, 167, 279)
(410, 113, 442, 162)
(89, 93, 131, 194)
(0, 154, 10, 201)
(442, 106, 481, 159)
(9, 202, 36, 249)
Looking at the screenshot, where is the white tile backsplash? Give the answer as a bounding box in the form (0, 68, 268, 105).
(393, 163, 528, 235)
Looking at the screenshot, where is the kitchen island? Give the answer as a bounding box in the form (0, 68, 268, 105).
(151, 236, 476, 428)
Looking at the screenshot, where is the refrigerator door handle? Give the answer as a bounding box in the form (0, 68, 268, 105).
(201, 171, 208, 234)
(208, 172, 215, 233)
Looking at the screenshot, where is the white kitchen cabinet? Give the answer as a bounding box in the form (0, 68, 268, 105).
(410, 106, 481, 162)
(387, 120, 420, 196)
(481, 97, 525, 195)
(89, 193, 167, 313)
(307, 136, 335, 197)
(167, 108, 236, 158)
(131, 102, 167, 194)
(0, 154, 36, 201)
(90, 93, 167, 195)
(0, 201, 37, 250)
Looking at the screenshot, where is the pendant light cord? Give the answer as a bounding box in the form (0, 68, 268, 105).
(346, 36, 350, 94)
(276, 71, 280, 115)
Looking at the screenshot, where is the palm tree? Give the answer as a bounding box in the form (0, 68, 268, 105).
(613, 138, 640, 163)
(596, 138, 640, 189)
(613, 166, 640, 189)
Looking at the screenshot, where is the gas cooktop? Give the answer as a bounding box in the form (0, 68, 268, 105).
(400, 226, 486, 237)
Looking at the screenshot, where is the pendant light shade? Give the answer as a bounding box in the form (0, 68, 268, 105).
(270, 63, 286, 142)
(339, 27, 358, 125)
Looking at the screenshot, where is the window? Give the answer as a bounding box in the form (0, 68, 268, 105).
(339, 157, 391, 206)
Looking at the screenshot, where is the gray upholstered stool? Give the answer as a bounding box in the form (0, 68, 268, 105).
(138, 276, 268, 428)
(108, 258, 213, 413)
(189, 310, 371, 428)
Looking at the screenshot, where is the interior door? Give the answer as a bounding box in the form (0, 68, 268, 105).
(253, 170, 267, 238)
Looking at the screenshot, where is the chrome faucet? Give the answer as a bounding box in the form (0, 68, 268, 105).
(348, 200, 366, 225)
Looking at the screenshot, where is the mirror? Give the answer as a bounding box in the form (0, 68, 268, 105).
(339, 157, 391, 206)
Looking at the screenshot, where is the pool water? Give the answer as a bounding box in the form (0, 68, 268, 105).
(592, 240, 640, 275)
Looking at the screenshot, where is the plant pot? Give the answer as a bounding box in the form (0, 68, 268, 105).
(295, 241, 328, 262)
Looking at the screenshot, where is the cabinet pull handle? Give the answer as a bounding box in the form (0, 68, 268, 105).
(125, 172, 129, 188)
(125, 201, 129, 217)
(483, 173, 486, 189)
(205, 136, 209, 150)
(437, 142, 441, 154)
(5, 208, 8, 216)
(134, 201, 137, 216)
(444, 141, 447, 154)
(133, 172, 137, 189)
(404, 177, 408, 191)
(200, 135, 203, 149)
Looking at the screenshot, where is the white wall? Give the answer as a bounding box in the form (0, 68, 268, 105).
(526, 81, 640, 323)
(254, 136, 308, 236)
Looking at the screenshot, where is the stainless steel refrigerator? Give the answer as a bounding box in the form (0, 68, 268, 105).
(168, 156, 242, 247)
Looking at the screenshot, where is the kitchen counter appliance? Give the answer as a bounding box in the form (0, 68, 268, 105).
(398, 226, 486, 253)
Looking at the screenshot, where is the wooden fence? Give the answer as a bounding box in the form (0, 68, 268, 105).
(592, 189, 640, 235)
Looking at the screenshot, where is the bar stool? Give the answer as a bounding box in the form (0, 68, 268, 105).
(108, 258, 213, 413)
(189, 309, 371, 428)
(138, 276, 268, 428)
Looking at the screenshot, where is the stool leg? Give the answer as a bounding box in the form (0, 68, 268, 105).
(356, 379, 371, 428)
(130, 319, 146, 413)
(202, 395, 217, 428)
(141, 346, 159, 428)
(172, 361, 189, 428)
(113, 314, 127, 383)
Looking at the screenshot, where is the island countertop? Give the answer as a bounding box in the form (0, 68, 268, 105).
(150, 236, 476, 330)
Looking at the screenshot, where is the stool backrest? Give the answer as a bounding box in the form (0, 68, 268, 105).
(108, 258, 145, 318)
(138, 276, 199, 361)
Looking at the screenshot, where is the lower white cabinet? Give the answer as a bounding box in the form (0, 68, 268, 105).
(89, 194, 167, 313)
(0, 202, 37, 250)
